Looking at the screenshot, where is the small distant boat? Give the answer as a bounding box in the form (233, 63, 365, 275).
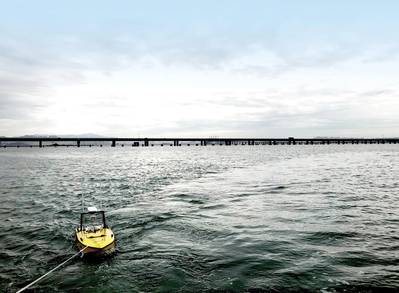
(75, 207, 116, 256)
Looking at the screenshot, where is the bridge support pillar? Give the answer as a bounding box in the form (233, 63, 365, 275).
(111, 140, 116, 147)
(77, 140, 80, 147)
(144, 139, 149, 147)
(39, 140, 43, 148)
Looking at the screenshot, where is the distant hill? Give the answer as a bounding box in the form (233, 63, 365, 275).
(53, 133, 105, 138)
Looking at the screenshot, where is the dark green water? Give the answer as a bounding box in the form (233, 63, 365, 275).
(1, 145, 398, 292)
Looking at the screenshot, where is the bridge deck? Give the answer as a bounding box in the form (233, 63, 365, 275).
(1, 137, 398, 147)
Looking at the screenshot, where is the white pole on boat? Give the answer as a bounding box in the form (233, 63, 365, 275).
(16, 246, 88, 293)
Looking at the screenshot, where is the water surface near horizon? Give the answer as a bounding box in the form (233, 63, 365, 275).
(0, 145, 398, 292)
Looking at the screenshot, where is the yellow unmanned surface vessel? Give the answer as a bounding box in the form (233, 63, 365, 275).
(75, 207, 116, 256)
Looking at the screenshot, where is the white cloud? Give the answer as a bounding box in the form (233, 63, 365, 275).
(1, 33, 399, 137)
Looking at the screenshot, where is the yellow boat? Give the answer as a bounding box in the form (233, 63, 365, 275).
(75, 207, 116, 256)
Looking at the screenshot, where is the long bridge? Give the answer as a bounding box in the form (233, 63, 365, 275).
(1, 137, 399, 147)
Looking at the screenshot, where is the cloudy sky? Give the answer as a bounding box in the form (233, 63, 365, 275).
(1, 1, 399, 137)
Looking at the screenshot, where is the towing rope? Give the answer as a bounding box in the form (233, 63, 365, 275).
(16, 246, 88, 293)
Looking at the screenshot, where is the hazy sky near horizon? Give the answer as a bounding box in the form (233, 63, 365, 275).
(1, 1, 399, 137)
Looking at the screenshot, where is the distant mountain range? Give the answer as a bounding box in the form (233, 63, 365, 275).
(0, 134, 107, 146)
(16, 133, 105, 138)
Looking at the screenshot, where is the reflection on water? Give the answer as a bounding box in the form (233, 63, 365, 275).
(0, 145, 398, 292)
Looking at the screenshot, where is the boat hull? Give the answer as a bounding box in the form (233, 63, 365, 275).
(75, 227, 116, 257)
(76, 239, 116, 256)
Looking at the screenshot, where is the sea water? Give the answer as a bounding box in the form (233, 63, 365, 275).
(0, 145, 398, 292)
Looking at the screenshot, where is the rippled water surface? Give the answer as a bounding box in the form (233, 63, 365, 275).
(1, 145, 399, 292)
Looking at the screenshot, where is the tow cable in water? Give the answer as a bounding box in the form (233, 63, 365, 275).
(16, 246, 88, 293)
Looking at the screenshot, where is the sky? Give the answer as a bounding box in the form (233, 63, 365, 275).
(1, 1, 399, 137)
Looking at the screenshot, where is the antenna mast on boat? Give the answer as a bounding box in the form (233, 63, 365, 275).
(81, 193, 84, 212)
